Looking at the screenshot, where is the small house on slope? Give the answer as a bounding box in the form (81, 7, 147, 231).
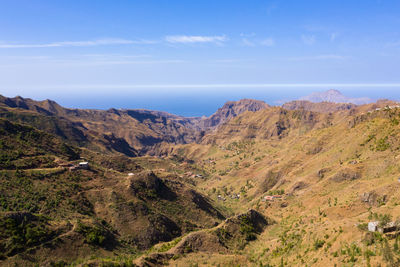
(368, 221, 379, 232)
(368, 221, 399, 233)
(262, 195, 283, 202)
(79, 162, 89, 169)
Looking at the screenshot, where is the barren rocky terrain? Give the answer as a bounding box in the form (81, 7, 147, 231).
(1, 93, 400, 266)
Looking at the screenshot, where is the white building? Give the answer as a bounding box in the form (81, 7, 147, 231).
(368, 221, 379, 232)
(79, 162, 89, 169)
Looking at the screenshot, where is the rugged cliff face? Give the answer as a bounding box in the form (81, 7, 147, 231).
(5, 93, 400, 266)
(282, 100, 357, 113)
(0, 95, 202, 154)
(0, 96, 268, 155)
(200, 107, 326, 145)
(198, 99, 269, 129)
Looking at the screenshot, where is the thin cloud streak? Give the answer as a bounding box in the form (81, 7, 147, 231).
(0, 38, 157, 48)
(165, 35, 227, 44)
(241, 37, 274, 47)
(27, 83, 400, 90)
(288, 54, 348, 61)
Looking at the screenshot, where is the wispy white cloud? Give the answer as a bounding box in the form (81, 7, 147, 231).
(301, 35, 316, 45)
(260, 38, 275, 47)
(240, 36, 274, 47)
(165, 35, 227, 44)
(0, 38, 157, 48)
(302, 24, 341, 42)
(241, 38, 255, 47)
(289, 54, 348, 61)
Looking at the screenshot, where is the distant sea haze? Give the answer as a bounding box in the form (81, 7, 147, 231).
(5, 87, 400, 117)
(299, 89, 373, 105)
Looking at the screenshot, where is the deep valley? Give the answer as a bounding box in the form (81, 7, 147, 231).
(1, 91, 400, 266)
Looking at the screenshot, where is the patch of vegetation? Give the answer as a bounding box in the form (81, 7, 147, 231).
(375, 136, 390, 151)
(216, 227, 231, 242)
(339, 243, 362, 263)
(0, 213, 53, 257)
(226, 140, 255, 153)
(357, 223, 368, 231)
(360, 134, 376, 147)
(313, 239, 325, 250)
(239, 215, 257, 241)
(76, 221, 109, 246)
(271, 225, 303, 257)
(60, 143, 80, 160)
(0, 169, 93, 218)
(363, 231, 384, 246)
(267, 189, 285, 195)
(0, 119, 81, 170)
(368, 212, 392, 227)
(153, 236, 183, 253)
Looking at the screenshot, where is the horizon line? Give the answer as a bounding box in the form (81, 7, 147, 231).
(7, 83, 400, 90)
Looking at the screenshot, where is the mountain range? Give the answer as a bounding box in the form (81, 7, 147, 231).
(1, 90, 400, 266)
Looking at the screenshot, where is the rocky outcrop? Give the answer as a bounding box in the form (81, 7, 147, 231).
(259, 170, 282, 193)
(290, 181, 309, 193)
(199, 99, 269, 129)
(318, 168, 331, 179)
(283, 100, 356, 113)
(330, 168, 362, 182)
(0, 95, 269, 156)
(201, 107, 324, 145)
(360, 191, 387, 207)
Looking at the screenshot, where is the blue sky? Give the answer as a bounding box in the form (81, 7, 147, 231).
(1, 0, 400, 116)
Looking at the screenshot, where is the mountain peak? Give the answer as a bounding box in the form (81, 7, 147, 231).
(299, 89, 372, 105)
(200, 99, 269, 128)
(222, 99, 268, 109)
(325, 89, 341, 95)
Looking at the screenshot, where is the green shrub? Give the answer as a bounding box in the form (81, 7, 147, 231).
(216, 228, 230, 242)
(156, 236, 182, 253)
(357, 223, 368, 231)
(375, 137, 390, 151)
(313, 239, 325, 250)
(76, 222, 108, 246)
(0, 214, 52, 256)
(60, 143, 80, 160)
(239, 215, 256, 241)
